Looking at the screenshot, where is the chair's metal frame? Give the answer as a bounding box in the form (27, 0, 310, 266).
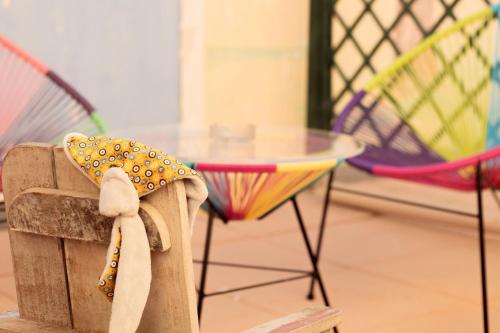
(312, 163, 491, 333)
(0, 200, 4, 224)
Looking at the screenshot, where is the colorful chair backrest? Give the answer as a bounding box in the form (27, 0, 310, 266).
(0, 35, 106, 190)
(335, 5, 500, 163)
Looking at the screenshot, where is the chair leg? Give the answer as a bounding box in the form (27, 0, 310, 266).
(197, 206, 215, 322)
(292, 197, 339, 333)
(307, 170, 335, 300)
(489, 186, 500, 209)
(476, 163, 489, 333)
(291, 197, 330, 306)
(481, 171, 500, 210)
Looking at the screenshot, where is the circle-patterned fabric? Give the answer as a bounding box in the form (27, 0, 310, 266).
(98, 229, 121, 302)
(64, 134, 201, 196)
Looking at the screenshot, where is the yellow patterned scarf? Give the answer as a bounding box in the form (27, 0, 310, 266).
(64, 134, 199, 197)
(64, 133, 203, 301)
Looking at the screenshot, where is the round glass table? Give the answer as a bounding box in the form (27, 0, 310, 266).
(112, 124, 364, 320)
(112, 124, 364, 220)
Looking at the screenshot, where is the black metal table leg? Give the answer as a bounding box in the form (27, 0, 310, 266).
(197, 206, 215, 322)
(476, 162, 489, 333)
(292, 197, 339, 333)
(308, 170, 335, 300)
(196, 192, 340, 329)
(291, 197, 330, 306)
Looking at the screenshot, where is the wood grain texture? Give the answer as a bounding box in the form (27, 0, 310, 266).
(52, 147, 98, 194)
(63, 241, 112, 332)
(0, 313, 75, 333)
(53, 147, 110, 332)
(8, 232, 72, 327)
(2, 144, 56, 210)
(8, 188, 171, 252)
(242, 307, 341, 333)
(138, 181, 199, 333)
(2, 145, 72, 327)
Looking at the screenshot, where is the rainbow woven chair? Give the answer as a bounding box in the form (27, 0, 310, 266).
(331, 5, 500, 333)
(115, 125, 362, 329)
(193, 161, 339, 319)
(0, 35, 107, 191)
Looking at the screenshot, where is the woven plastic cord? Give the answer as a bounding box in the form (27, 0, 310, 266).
(334, 5, 500, 190)
(0, 35, 106, 190)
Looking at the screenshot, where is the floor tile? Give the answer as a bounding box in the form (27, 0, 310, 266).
(1, 174, 499, 332)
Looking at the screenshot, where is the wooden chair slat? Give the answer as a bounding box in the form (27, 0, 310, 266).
(2, 145, 73, 328)
(8, 188, 170, 252)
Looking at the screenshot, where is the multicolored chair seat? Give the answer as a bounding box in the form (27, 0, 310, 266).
(113, 125, 363, 325)
(333, 6, 500, 333)
(334, 5, 500, 191)
(0, 35, 106, 190)
(192, 160, 339, 221)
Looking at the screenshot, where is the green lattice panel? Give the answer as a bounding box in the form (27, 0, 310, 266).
(330, 0, 493, 120)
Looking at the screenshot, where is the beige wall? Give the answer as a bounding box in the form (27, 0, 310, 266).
(181, 0, 499, 126)
(181, 0, 309, 127)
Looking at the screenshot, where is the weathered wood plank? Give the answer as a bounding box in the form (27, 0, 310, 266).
(0, 312, 75, 333)
(63, 241, 112, 332)
(242, 307, 341, 333)
(2, 145, 72, 327)
(2, 144, 56, 210)
(8, 188, 171, 252)
(52, 147, 98, 194)
(138, 181, 199, 333)
(8, 232, 72, 328)
(53, 147, 111, 332)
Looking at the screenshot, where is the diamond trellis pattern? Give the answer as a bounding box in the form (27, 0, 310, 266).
(333, 6, 500, 192)
(328, 9, 500, 333)
(331, 0, 493, 121)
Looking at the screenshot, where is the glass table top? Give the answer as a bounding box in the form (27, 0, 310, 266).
(111, 124, 364, 166)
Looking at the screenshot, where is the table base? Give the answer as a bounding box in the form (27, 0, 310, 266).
(195, 184, 338, 333)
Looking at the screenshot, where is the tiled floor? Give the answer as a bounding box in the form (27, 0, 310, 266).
(1, 167, 500, 332)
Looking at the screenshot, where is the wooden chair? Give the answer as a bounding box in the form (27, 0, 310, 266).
(0, 143, 341, 333)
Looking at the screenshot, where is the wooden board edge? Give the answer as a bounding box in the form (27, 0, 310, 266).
(242, 307, 341, 333)
(140, 201, 171, 251)
(0, 313, 75, 333)
(8, 188, 171, 252)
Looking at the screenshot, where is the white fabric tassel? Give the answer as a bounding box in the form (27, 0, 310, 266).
(108, 214, 151, 333)
(99, 168, 151, 333)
